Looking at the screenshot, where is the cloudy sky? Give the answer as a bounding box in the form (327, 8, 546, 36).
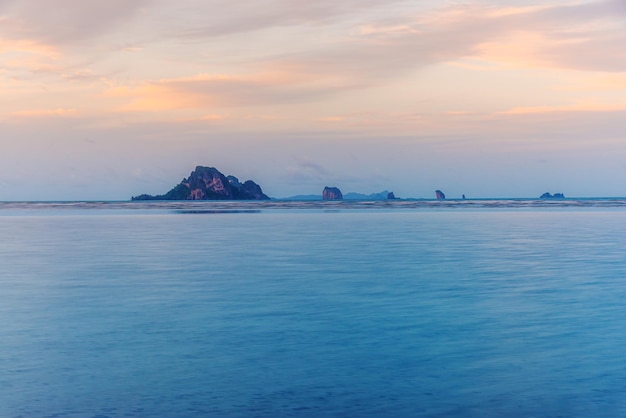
(2, 0, 626, 200)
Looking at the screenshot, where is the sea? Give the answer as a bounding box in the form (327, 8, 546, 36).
(1, 199, 626, 417)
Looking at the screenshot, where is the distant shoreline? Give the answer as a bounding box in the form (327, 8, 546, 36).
(3, 198, 626, 212)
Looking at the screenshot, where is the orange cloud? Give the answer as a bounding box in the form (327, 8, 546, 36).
(472, 31, 551, 69)
(105, 69, 353, 113)
(0, 38, 59, 57)
(555, 73, 626, 92)
(200, 113, 230, 121)
(107, 84, 198, 112)
(105, 74, 253, 112)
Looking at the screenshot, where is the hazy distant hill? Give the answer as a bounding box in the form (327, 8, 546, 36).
(344, 190, 391, 200)
(280, 194, 323, 201)
(282, 190, 394, 201)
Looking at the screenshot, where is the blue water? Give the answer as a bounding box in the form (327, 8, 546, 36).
(2, 202, 626, 417)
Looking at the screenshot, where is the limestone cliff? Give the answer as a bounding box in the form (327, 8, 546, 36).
(131, 166, 270, 200)
(323, 186, 343, 200)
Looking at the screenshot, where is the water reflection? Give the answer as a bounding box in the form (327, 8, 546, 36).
(175, 209, 262, 214)
(2, 198, 626, 215)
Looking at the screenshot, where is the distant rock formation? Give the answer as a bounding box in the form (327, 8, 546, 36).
(226, 175, 268, 200)
(435, 190, 446, 200)
(323, 186, 343, 200)
(540, 192, 565, 199)
(387, 192, 396, 200)
(131, 166, 270, 200)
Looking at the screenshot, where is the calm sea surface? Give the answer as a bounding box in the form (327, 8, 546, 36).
(2, 201, 626, 417)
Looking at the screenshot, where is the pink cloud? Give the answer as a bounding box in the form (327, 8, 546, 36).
(174, 0, 409, 38)
(0, 0, 150, 43)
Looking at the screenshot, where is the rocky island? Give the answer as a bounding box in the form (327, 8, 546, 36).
(323, 187, 343, 200)
(540, 192, 565, 199)
(132, 166, 269, 200)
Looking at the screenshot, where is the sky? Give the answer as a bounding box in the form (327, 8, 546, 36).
(2, 0, 626, 200)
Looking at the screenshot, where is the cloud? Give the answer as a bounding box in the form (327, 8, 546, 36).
(500, 101, 626, 115)
(285, 157, 331, 183)
(199, 113, 229, 121)
(460, 1, 626, 72)
(106, 70, 362, 112)
(3, 1, 625, 77)
(6, 1, 625, 87)
(0, 37, 57, 57)
(9, 107, 78, 118)
(556, 73, 626, 92)
(539, 34, 626, 73)
(171, 0, 410, 38)
(0, 0, 150, 43)
(271, 0, 626, 83)
(3, 0, 626, 133)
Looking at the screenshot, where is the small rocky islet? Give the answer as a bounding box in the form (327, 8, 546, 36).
(540, 192, 565, 199)
(322, 187, 343, 201)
